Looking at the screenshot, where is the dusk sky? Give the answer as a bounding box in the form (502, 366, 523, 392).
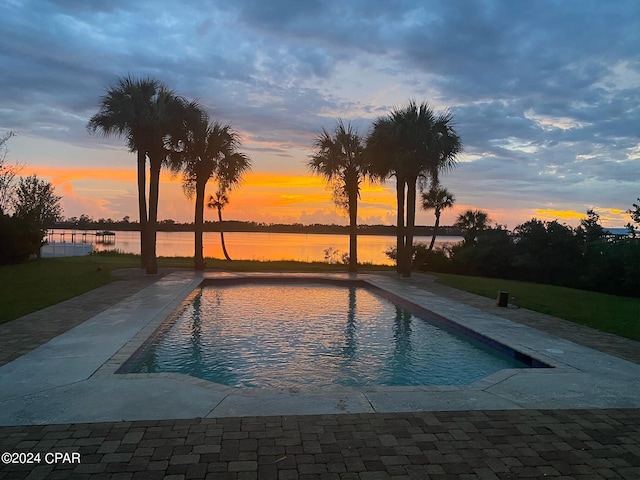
(1, 0, 638, 228)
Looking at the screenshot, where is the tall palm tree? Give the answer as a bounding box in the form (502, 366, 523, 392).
(421, 185, 455, 250)
(309, 120, 369, 272)
(367, 117, 407, 274)
(172, 106, 250, 270)
(87, 75, 181, 273)
(207, 190, 232, 261)
(367, 101, 461, 276)
(144, 88, 185, 274)
(455, 209, 491, 246)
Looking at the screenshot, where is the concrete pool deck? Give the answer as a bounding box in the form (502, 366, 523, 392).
(0, 271, 638, 424)
(0, 270, 638, 479)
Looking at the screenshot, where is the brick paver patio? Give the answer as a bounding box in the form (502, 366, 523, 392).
(1, 409, 638, 479)
(1, 270, 638, 479)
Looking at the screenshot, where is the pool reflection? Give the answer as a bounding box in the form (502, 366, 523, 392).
(130, 283, 527, 388)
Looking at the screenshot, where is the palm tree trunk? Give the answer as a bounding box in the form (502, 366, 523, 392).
(194, 179, 206, 270)
(429, 209, 441, 251)
(403, 177, 417, 277)
(137, 150, 148, 270)
(348, 188, 358, 273)
(146, 160, 160, 274)
(217, 205, 232, 261)
(395, 177, 405, 275)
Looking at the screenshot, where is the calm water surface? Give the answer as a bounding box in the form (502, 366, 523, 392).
(127, 283, 526, 388)
(49, 229, 462, 265)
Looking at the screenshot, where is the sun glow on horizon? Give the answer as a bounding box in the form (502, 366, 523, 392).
(17, 166, 631, 229)
(26, 166, 399, 225)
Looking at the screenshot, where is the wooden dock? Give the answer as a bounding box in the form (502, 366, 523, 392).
(46, 230, 116, 245)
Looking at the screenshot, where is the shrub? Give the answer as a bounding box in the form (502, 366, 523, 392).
(0, 215, 43, 264)
(449, 227, 513, 278)
(413, 244, 453, 272)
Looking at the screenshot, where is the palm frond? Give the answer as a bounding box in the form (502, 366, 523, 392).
(309, 119, 369, 214)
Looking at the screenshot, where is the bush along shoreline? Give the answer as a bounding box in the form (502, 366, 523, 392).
(399, 210, 639, 298)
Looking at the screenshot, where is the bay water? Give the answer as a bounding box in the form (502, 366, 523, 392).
(48, 229, 462, 265)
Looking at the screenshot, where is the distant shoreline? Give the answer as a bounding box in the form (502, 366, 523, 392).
(51, 222, 465, 237)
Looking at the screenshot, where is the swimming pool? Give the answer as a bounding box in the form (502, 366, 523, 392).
(120, 280, 537, 389)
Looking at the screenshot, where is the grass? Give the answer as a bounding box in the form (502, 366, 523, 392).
(432, 272, 640, 341)
(0, 254, 392, 324)
(0, 255, 131, 323)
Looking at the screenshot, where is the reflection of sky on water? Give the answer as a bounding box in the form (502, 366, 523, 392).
(50, 229, 462, 265)
(132, 284, 526, 388)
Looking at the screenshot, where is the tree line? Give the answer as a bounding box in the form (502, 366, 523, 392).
(54, 216, 465, 236)
(402, 206, 640, 298)
(0, 132, 64, 264)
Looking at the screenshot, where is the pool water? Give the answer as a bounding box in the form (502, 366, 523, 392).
(125, 283, 528, 388)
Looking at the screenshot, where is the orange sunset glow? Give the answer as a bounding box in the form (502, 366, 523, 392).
(23, 161, 630, 229)
(24, 164, 403, 225)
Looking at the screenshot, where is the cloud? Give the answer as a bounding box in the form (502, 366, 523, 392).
(0, 0, 638, 228)
(300, 209, 346, 225)
(58, 181, 115, 221)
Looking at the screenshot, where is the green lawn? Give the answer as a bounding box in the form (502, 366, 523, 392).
(0, 255, 133, 323)
(433, 273, 640, 341)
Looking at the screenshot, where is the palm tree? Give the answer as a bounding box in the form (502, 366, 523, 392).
(309, 120, 369, 272)
(366, 116, 407, 274)
(367, 101, 462, 276)
(87, 75, 181, 274)
(422, 185, 455, 251)
(172, 106, 250, 270)
(455, 209, 491, 246)
(207, 190, 232, 261)
(143, 88, 185, 274)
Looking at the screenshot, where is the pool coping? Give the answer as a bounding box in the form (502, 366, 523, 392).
(0, 271, 638, 425)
